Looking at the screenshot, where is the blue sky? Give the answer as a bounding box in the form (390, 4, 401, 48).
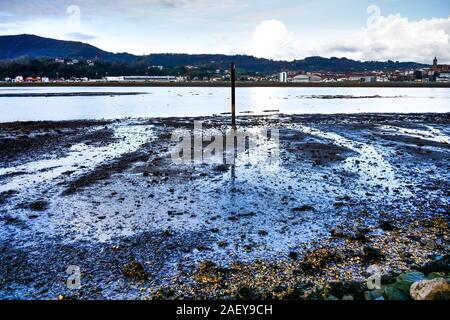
(0, 0, 449, 62)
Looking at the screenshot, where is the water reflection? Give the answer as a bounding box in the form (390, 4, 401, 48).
(0, 87, 449, 122)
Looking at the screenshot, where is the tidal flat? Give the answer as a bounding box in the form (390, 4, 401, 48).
(0, 113, 448, 300)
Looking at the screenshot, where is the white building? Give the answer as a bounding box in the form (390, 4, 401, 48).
(279, 72, 288, 83)
(292, 75, 309, 83)
(13, 76, 24, 83)
(376, 76, 389, 82)
(104, 76, 178, 82)
(105, 76, 125, 81)
(309, 75, 322, 82)
(150, 65, 164, 71)
(123, 76, 177, 82)
(436, 73, 450, 82)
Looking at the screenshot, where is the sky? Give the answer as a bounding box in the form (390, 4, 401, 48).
(0, 0, 449, 63)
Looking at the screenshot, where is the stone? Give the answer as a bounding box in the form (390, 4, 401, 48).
(28, 200, 49, 211)
(291, 205, 315, 212)
(123, 261, 148, 281)
(383, 286, 409, 300)
(410, 278, 450, 300)
(427, 272, 446, 280)
(395, 271, 426, 294)
(365, 289, 384, 300)
(363, 246, 385, 262)
(288, 251, 298, 260)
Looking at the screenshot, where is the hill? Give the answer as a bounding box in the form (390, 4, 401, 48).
(0, 34, 428, 74)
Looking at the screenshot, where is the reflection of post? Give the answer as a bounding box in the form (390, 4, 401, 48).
(231, 62, 236, 129)
(231, 135, 237, 193)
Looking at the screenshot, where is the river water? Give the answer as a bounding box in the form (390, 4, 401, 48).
(0, 86, 449, 122)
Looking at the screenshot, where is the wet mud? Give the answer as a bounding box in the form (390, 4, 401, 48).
(0, 113, 448, 299)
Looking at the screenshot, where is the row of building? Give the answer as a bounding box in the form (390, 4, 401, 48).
(104, 76, 185, 82)
(3, 75, 186, 83)
(277, 58, 450, 83)
(3, 58, 449, 84)
(54, 58, 95, 66)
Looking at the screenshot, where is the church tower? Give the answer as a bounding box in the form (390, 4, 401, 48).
(433, 57, 438, 69)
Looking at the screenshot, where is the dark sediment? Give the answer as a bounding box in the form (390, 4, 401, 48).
(0, 113, 448, 300)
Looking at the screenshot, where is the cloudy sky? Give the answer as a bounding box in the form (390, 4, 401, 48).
(0, 0, 449, 63)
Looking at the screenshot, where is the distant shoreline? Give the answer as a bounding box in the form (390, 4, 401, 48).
(1, 81, 450, 88)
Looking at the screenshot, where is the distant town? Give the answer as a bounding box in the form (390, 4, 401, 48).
(2, 56, 449, 85)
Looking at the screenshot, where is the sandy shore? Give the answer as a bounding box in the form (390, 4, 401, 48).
(0, 113, 448, 299)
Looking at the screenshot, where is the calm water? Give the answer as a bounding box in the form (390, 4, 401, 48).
(0, 86, 449, 122)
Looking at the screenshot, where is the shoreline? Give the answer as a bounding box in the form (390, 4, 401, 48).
(1, 112, 449, 125)
(1, 81, 450, 88)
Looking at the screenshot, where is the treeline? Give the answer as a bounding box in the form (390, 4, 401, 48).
(0, 58, 220, 80)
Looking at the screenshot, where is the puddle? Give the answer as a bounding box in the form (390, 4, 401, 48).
(289, 124, 403, 193)
(0, 122, 154, 193)
(380, 125, 450, 145)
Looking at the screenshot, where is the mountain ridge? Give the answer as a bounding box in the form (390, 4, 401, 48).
(0, 34, 429, 74)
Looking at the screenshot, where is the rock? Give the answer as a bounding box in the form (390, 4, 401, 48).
(28, 200, 49, 212)
(383, 286, 410, 300)
(427, 272, 446, 280)
(291, 205, 315, 212)
(410, 278, 450, 300)
(194, 261, 224, 286)
(234, 286, 259, 300)
(417, 254, 450, 274)
(1, 214, 22, 225)
(381, 271, 426, 300)
(123, 261, 149, 281)
(395, 271, 426, 294)
(217, 241, 228, 247)
(330, 228, 345, 238)
(288, 252, 298, 260)
(195, 245, 212, 251)
(378, 220, 398, 231)
(258, 230, 268, 236)
(363, 246, 385, 262)
(365, 289, 384, 300)
(328, 282, 366, 300)
(301, 248, 340, 270)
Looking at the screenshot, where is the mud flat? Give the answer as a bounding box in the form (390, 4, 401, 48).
(0, 113, 449, 300)
(0, 92, 147, 98)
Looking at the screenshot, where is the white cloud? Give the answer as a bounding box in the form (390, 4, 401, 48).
(249, 20, 297, 60)
(248, 15, 450, 63)
(325, 15, 450, 63)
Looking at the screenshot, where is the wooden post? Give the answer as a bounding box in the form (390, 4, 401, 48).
(231, 62, 236, 129)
